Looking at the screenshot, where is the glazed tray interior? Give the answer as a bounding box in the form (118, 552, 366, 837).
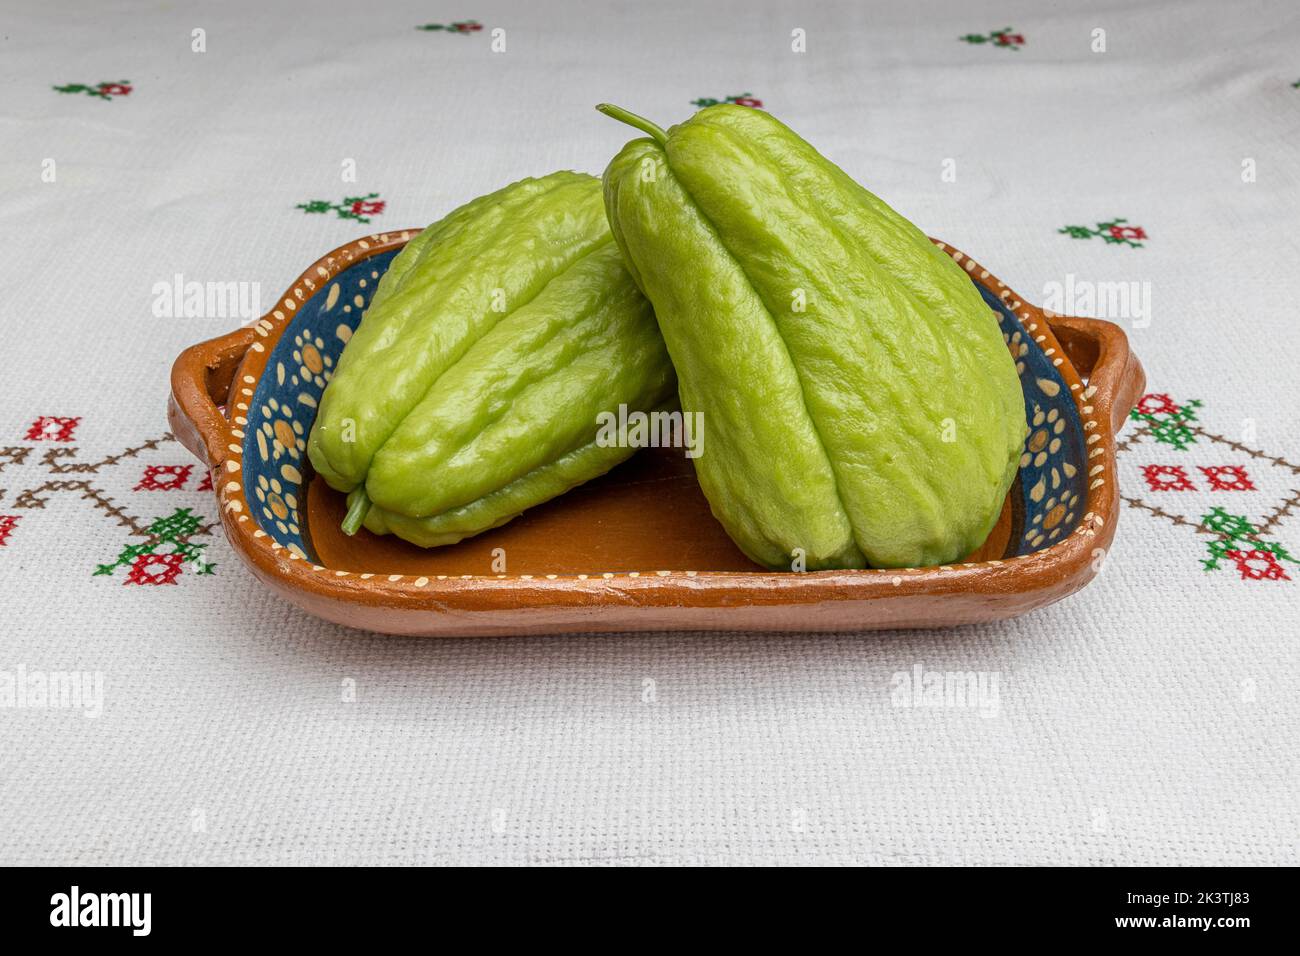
(241, 248, 1087, 575)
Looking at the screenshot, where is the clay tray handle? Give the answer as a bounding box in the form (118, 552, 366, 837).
(167, 325, 255, 471)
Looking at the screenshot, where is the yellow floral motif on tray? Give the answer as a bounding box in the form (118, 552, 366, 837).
(254, 473, 300, 537)
(256, 396, 306, 464)
(292, 331, 334, 389)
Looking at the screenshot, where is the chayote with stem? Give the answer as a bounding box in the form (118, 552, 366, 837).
(598, 103, 1026, 570)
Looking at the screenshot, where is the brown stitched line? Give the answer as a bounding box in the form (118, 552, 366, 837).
(1113, 422, 1151, 454)
(4, 433, 219, 571)
(1117, 412, 1300, 547)
(1120, 495, 1217, 536)
(9, 480, 216, 540)
(1257, 488, 1300, 536)
(40, 433, 175, 474)
(13, 480, 150, 534)
(1189, 426, 1300, 474)
(0, 447, 33, 475)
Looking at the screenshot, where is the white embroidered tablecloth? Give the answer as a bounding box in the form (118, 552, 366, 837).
(2, 0, 1297, 865)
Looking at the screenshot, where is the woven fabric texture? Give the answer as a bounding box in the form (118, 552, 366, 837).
(1, 0, 1297, 865)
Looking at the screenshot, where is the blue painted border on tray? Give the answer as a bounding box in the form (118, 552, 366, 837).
(978, 284, 1088, 555)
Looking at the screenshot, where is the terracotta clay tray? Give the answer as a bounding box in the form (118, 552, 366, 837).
(169, 231, 1144, 636)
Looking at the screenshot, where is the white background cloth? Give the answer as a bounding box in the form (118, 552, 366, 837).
(1, 0, 1297, 865)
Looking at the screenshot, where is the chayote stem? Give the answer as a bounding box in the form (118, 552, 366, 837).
(341, 488, 371, 536)
(596, 104, 668, 146)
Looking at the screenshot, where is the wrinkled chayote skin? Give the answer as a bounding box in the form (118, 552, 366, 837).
(308, 170, 676, 547)
(599, 104, 1026, 570)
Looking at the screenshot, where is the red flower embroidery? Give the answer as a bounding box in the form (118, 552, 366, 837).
(1142, 464, 1195, 492)
(98, 82, 132, 97)
(351, 199, 386, 216)
(0, 515, 18, 546)
(453, 21, 483, 32)
(135, 464, 194, 491)
(126, 553, 184, 585)
(1225, 549, 1290, 581)
(1109, 225, 1147, 241)
(1199, 466, 1254, 492)
(1136, 393, 1180, 416)
(25, 416, 81, 442)
(996, 33, 1025, 46)
(732, 96, 764, 108)
(197, 469, 214, 492)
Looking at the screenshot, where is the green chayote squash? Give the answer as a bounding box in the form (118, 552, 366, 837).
(308, 170, 675, 547)
(599, 104, 1026, 570)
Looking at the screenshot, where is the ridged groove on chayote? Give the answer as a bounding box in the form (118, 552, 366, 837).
(307, 171, 676, 546)
(598, 103, 1026, 570)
